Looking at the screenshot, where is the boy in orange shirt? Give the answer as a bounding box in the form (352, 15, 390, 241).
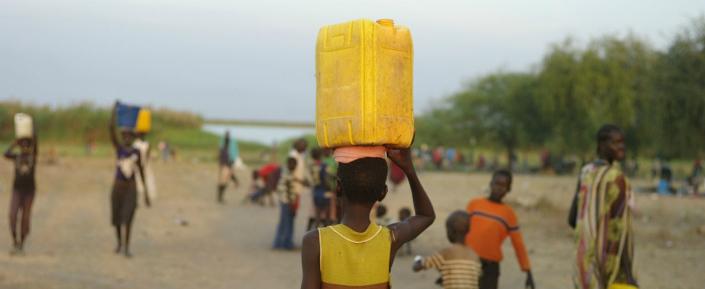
(466, 169, 535, 289)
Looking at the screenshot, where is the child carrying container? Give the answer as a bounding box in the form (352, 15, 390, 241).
(413, 210, 482, 289)
(110, 102, 150, 257)
(300, 147, 435, 289)
(5, 113, 38, 254)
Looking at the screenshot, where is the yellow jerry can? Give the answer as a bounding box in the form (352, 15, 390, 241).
(135, 108, 152, 133)
(316, 18, 413, 148)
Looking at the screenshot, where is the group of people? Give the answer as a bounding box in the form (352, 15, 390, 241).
(3, 113, 639, 289)
(4, 103, 158, 257)
(298, 124, 637, 289)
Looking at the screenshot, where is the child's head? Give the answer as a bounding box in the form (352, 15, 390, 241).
(310, 148, 323, 161)
(17, 138, 33, 150)
(376, 204, 388, 218)
(293, 138, 308, 153)
(336, 157, 388, 205)
(252, 170, 259, 180)
(445, 210, 470, 244)
(120, 129, 136, 146)
(286, 157, 298, 172)
(489, 169, 512, 202)
(398, 207, 412, 221)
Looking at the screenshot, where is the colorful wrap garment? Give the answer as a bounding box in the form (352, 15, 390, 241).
(574, 161, 635, 289)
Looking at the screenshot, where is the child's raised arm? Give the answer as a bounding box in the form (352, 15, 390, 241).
(109, 102, 120, 150)
(4, 140, 17, 160)
(387, 147, 435, 254)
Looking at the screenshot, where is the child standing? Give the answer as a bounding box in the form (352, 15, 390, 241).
(272, 157, 303, 250)
(300, 147, 435, 289)
(465, 170, 534, 289)
(413, 210, 482, 289)
(4, 132, 38, 254)
(110, 103, 149, 257)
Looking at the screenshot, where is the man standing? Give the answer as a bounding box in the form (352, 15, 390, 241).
(568, 124, 637, 289)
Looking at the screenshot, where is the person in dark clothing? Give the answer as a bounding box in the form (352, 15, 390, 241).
(110, 102, 149, 257)
(5, 133, 38, 254)
(217, 131, 239, 203)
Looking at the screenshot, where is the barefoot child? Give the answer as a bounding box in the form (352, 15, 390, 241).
(466, 170, 535, 289)
(110, 103, 150, 257)
(413, 210, 482, 289)
(300, 147, 435, 289)
(4, 131, 38, 254)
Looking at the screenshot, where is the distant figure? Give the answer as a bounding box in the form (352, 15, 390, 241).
(260, 163, 282, 206)
(309, 148, 334, 228)
(322, 149, 339, 223)
(466, 170, 535, 289)
(109, 102, 150, 257)
(690, 159, 703, 196)
(476, 154, 486, 171)
(389, 160, 406, 191)
(288, 139, 312, 230)
(158, 140, 170, 162)
(398, 207, 413, 256)
(134, 133, 158, 204)
(657, 164, 674, 195)
(300, 147, 435, 289)
(413, 211, 482, 289)
(568, 124, 637, 289)
(245, 170, 265, 205)
(4, 132, 38, 254)
(85, 134, 97, 156)
(375, 204, 391, 226)
(217, 131, 239, 203)
(272, 157, 303, 250)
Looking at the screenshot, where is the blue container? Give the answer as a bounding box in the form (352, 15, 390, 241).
(116, 102, 141, 129)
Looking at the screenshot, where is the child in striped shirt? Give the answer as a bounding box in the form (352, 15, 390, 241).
(413, 210, 482, 289)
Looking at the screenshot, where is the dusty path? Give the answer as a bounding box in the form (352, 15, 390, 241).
(0, 157, 703, 289)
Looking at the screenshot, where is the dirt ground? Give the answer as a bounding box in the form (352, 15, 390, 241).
(0, 157, 703, 289)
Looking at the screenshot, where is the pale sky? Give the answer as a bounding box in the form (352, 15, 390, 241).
(1, 0, 703, 121)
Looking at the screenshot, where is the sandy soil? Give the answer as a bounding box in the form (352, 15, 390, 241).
(0, 157, 703, 289)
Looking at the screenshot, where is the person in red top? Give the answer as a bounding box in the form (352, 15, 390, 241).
(466, 169, 535, 289)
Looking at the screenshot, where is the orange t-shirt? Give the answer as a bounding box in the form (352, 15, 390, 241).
(465, 198, 531, 271)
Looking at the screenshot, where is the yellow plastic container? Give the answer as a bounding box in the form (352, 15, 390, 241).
(135, 108, 152, 133)
(316, 18, 414, 148)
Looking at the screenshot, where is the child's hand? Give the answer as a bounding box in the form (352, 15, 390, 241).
(387, 148, 414, 174)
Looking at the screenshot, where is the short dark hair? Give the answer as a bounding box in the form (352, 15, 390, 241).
(446, 210, 470, 240)
(337, 157, 388, 204)
(286, 157, 297, 170)
(399, 207, 412, 220)
(310, 148, 322, 160)
(596, 124, 623, 153)
(492, 169, 513, 184)
(376, 204, 387, 218)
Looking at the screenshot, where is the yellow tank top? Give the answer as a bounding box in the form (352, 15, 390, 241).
(319, 223, 392, 289)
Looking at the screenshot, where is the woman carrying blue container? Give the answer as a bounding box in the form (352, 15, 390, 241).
(110, 101, 150, 257)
